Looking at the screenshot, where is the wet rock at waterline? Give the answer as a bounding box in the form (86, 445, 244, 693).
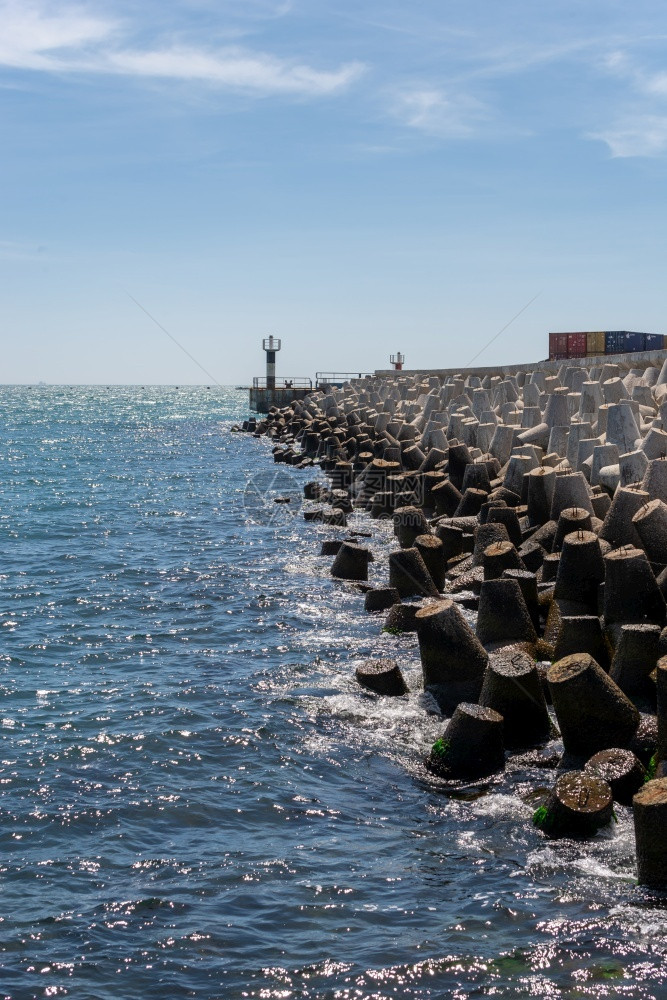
(415, 600, 487, 713)
(364, 587, 401, 613)
(331, 542, 372, 581)
(547, 653, 640, 757)
(478, 647, 551, 748)
(427, 702, 505, 781)
(533, 771, 614, 838)
(389, 548, 440, 598)
(585, 748, 646, 806)
(633, 778, 667, 888)
(355, 658, 408, 697)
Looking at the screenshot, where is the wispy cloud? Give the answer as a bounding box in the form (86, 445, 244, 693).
(0, 0, 364, 97)
(0, 0, 115, 71)
(104, 47, 363, 95)
(590, 114, 667, 158)
(591, 46, 667, 157)
(457, 37, 597, 84)
(390, 86, 488, 138)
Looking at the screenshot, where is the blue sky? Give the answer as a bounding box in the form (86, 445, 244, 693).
(2, 0, 667, 384)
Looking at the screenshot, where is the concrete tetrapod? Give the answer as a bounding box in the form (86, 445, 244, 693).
(384, 602, 421, 634)
(642, 458, 667, 500)
(422, 471, 446, 510)
(320, 540, 343, 556)
(389, 548, 440, 598)
(472, 523, 510, 566)
(599, 487, 649, 549)
(552, 507, 593, 551)
(447, 443, 472, 490)
(533, 771, 614, 838)
(551, 615, 610, 671)
(415, 600, 488, 713)
(547, 653, 640, 757)
(394, 505, 430, 548)
(479, 498, 508, 524)
(585, 748, 646, 806)
(414, 534, 446, 592)
(427, 703, 505, 781)
(455, 487, 489, 518)
(633, 778, 667, 888)
(483, 540, 527, 580)
(590, 491, 612, 520)
(633, 499, 667, 567)
(605, 402, 641, 455)
(553, 530, 605, 610)
(322, 507, 347, 526)
(603, 548, 666, 629)
(489, 424, 516, 466)
(434, 523, 465, 561)
(355, 659, 408, 697)
(460, 462, 491, 494)
(657, 656, 667, 764)
(475, 578, 537, 650)
(609, 624, 661, 698)
(518, 539, 547, 573)
(331, 542, 371, 581)
(364, 587, 401, 613)
(486, 507, 523, 548)
(526, 467, 557, 526)
(502, 569, 540, 630)
(550, 472, 594, 520)
(431, 479, 463, 517)
(478, 647, 551, 748)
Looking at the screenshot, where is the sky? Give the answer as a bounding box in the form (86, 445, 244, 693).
(2, 0, 667, 384)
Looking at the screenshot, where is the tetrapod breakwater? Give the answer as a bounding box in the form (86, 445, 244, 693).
(237, 356, 667, 888)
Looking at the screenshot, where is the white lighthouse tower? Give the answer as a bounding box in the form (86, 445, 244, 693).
(262, 336, 282, 389)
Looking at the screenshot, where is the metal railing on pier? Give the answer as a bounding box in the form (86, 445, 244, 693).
(315, 372, 373, 388)
(251, 377, 313, 389)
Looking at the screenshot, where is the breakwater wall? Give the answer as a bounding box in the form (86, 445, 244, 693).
(374, 347, 667, 381)
(249, 385, 313, 412)
(237, 352, 667, 884)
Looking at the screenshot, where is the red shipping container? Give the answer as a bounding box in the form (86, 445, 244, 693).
(549, 333, 568, 359)
(567, 332, 587, 357)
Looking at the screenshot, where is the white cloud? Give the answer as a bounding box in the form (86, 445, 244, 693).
(644, 72, 667, 97)
(0, 0, 115, 70)
(590, 115, 667, 158)
(105, 46, 363, 95)
(0, 0, 363, 97)
(391, 87, 487, 138)
(592, 47, 667, 156)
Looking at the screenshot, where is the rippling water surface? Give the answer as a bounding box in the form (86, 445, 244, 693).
(0, 385, 665, 1000)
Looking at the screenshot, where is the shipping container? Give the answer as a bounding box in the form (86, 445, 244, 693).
(587, 331, 605, 355)
(548, 332, 568, 359)
(567, 332, 587, 357)
(645, 333, 663, 351)
(551, 329, 657, 360)
(605, 331, 624, 354)
(626, 331, 645, 352)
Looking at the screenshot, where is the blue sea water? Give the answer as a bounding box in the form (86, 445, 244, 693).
(0, 385, 665, 1000)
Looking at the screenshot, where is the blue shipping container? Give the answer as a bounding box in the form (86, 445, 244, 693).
(605, 331, 623, 354)
(645, 333, 663, 351)
(605, 330, 646, 354)
(623, 331, 646, 352)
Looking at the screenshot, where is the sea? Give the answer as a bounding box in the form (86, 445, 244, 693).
(0, 385, 665, 1000)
